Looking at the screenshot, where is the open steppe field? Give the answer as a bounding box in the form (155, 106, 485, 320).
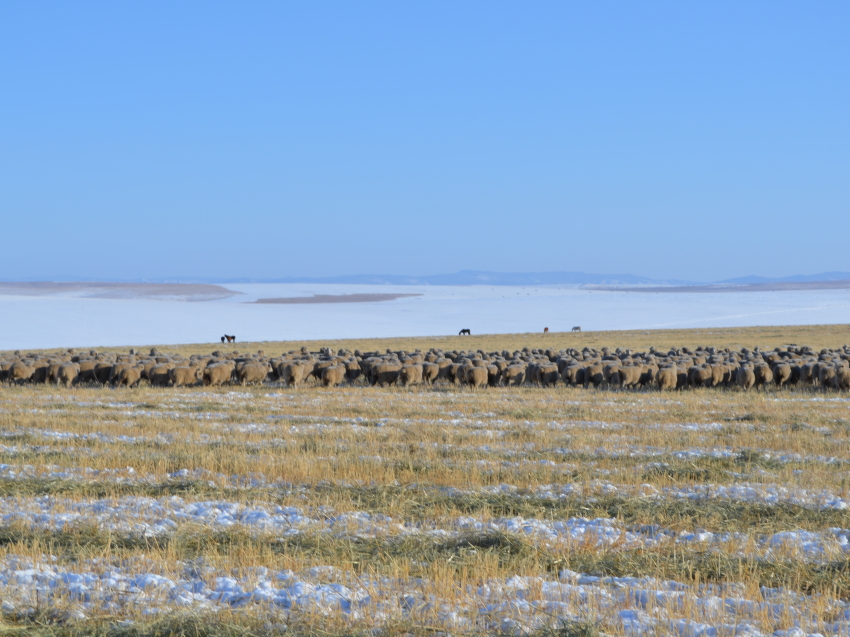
(8, 324, 850, 360)
(1, 325, 850, 636)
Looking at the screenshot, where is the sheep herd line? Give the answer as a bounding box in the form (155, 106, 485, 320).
(2, 342, 850, 392)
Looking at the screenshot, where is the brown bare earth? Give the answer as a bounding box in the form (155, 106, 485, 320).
(252, 293, 423, 304)
(0, 281, 241, 301)
(598, 279, 850, 293)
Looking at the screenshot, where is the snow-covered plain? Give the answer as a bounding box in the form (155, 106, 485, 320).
(1, 283, 850, 349)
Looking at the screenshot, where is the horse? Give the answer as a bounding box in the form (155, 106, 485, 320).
(458, 329, 471, 336)
(543, 327, 549, 334)
(222, 334, 236, 343)
(571, 326, 581, 332)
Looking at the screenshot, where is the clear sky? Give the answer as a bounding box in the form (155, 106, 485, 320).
(2, 2, 848, 282)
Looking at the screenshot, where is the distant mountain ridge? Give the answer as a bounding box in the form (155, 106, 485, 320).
(716, 272, 850, 285)
(6, 270, 850, 287)
(209, 270, 693, 286)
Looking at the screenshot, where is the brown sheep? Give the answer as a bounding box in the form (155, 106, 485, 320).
(149, 364, 174, 387)
(204, 363, 234, 387)
(615, 365, 644, 389)
(8, 362, 35, 384)
(448, 362, 465, 385)
(737, 366, 756, 391)
(819, 365, 837, 389)
(115, 366, 143, 388)
(238, 363, 270, 385)
(656, 366, 677, 390)
(798, 362, 816, 386)
(170, 366, 202, 387)
(77, 360, 98, 383)
(465, 366, 488, 388)
(321, 365, 346, 387)
(46, 362, 64, 385)
(754, 364, 774, 391)
(834, 367, 850, 391)
(502, 365, 526, 387)
(422, 362, 440, 384)
(561, 365, 584, 387)
(282, 362, 312, 388)
(312, 360, 337, 382)
(772, 362, 792, 388)
(689, 365, 713, 388)
(538, 363, 560, 387)
(94, 363, 114, 384)
(584, 363, 605, 388)
(399, 364, 423, 387)
(57, 363, 80, 388)
(371, 363, 401, 387)
(345, 360, 362, 383)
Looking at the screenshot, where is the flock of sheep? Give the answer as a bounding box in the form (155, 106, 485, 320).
(2, 342, 850, 391)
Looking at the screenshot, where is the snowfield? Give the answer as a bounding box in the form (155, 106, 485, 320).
(3, 554, 850, 636)
(2, 283, 850, 349)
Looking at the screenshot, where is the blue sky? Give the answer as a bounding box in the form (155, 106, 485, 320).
(2, 2, 848, 282)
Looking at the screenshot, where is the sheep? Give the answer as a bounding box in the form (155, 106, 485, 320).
(537, 363, 560, 387)
(656, 366, 677, 390)
(422, 362, 440, 384)
(502, 365, 526, 387)
(204, 363, 234, 387)
(321, 365, 346, 387)
(772, 362, 792, 388)
(754, 364, 774, 391)
(238, 363, 271, 386)
(2, 342, 846, 397)
(464, 366, 488, 388)
(615, 365, 644, 389)
(562, 365, 584, 387)
(8, 362, 35, 384)
(281, 362, 311, 388)
(115, 366, 143, 388)
(170, 366, 203, 388)
(399, 364, 423, 387)
(834, 367, 850, 391)
(737, 366, 756, 391)
(57, 363, 80, 388)
(371, 363, 401, 387)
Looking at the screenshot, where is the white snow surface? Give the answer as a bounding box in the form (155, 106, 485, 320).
(2, 283, 850, 349)
(4, 494, 844, 560)
(1, 554, 849, 636)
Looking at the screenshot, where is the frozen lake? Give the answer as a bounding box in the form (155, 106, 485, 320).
(1, 283, 849, 350)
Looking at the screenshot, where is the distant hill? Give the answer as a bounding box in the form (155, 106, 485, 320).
(207, 270, 693, 286)
(7, 270, 850, 288)
(717, 272, 850, 285)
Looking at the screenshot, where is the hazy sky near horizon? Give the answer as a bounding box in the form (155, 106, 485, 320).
(2, 2, 848, 283)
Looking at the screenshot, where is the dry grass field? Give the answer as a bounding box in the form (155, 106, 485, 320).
(0, 325, 849, 636)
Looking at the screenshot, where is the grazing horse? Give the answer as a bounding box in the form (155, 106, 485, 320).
(543, 327, 549, 334)
(571, 326, 581, 332)
(458, 329, 471, 336)
(222, 334, 236, 343)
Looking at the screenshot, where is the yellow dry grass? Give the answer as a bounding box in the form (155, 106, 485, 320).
(6, 322, 850, 359)
(0, 325, 849, 635)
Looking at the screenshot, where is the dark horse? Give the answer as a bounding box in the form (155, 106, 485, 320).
(458, 329, 471, 335)
(221, 334, 236, 343)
